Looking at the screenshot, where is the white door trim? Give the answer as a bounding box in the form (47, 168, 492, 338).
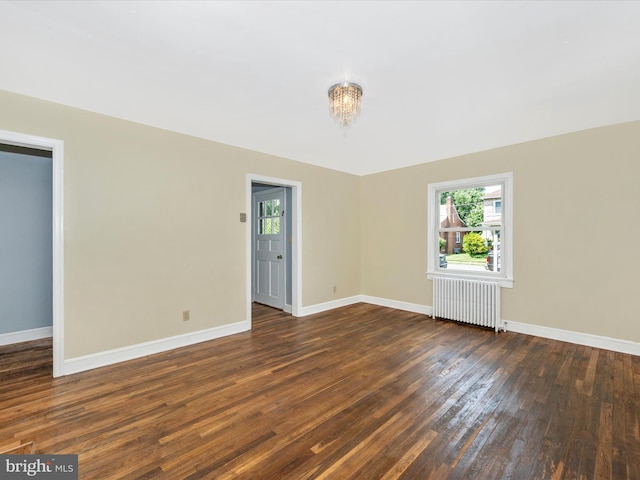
(246, 174, 302, 319)
(0, 129, 64, 377)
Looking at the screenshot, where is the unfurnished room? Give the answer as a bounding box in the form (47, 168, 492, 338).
(0, 1, 639, 479)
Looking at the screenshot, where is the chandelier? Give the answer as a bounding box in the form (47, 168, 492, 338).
(328, 82, 363, 128)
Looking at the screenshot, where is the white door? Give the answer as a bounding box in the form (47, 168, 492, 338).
(253, 188, 285, 309)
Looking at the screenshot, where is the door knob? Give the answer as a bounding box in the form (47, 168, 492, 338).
(277, 255, 283, 259)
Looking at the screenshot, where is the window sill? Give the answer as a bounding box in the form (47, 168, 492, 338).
(427, 271, 514, 288)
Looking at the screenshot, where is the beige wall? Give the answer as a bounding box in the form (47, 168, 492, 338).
(361, 121, 640, 343)
(2, 87, 638, 360)
(0, 90, 361, 358)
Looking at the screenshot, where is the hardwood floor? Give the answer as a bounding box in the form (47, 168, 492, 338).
(1, 303, 639, 479)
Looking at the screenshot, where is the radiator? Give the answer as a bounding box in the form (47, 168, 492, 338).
(431, 277, 502, 332)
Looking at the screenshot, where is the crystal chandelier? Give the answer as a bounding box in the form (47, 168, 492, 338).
(328, 82, 363, 128)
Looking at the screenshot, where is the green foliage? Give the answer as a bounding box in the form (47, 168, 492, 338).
(440, 188, 485, 227)
(462, 232, 489, 257)
(439, 237, 446, 251)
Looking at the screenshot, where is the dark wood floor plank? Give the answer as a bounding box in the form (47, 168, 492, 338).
(1, 302, 639, 479)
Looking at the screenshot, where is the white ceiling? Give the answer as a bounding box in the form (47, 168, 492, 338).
(1, 1, 639, 176)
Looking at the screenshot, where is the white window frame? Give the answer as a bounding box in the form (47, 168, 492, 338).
(427, 172, 513, 288)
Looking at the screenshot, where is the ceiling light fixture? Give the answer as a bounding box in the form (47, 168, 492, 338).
(328, 82, 363, 128)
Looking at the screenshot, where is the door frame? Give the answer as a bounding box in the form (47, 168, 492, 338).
(0, 129, 64, 377)
(246, 174, 301, 320)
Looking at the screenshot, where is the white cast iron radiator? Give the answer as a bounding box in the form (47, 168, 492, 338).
(431, 277, 503, 332)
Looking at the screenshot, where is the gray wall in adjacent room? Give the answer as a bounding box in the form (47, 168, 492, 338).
(0, 146, 53, 335)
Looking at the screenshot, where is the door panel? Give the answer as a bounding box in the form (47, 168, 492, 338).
(256, 259, 269, 296)
(270, 262, 280, 297)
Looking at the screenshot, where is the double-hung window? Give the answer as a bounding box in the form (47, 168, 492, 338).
(427, 173, 513, 287)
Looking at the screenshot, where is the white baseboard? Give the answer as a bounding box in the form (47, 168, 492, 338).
(504, 320, 640, 357)
(302, 295, 639, 356)
(360, 298, 640, 356)
(361, 295, 433, 316)
(58, 299, 640, 376)
(62, 320, 250, 375)
(283, 303, 292, 314)
(0, 326, 53, 346)
(298, 295, 432, 317)
(298, 296, 361, 317)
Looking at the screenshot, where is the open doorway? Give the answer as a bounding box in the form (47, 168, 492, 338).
(246, 175, 301, 323)
(0, 144, 52, 343)
(0, 129, 64, 377)
(252, 185, 289, 310)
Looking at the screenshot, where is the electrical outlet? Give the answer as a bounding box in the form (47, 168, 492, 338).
(333, 285, 337, 293)
(182, 310, 190, 321)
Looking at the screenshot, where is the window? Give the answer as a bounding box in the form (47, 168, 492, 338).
(258, 199, 281, 235)
(428, 173, 513, 287)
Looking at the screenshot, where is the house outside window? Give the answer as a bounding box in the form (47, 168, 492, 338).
(428, 173, 513, 287)
(439, 194, 466, 254)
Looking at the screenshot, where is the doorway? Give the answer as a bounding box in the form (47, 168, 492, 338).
(0, 144, 52, 341)
(246, 175, 301, 322)
(252, 186, 287, 310)
(0, 129, 64, 377)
